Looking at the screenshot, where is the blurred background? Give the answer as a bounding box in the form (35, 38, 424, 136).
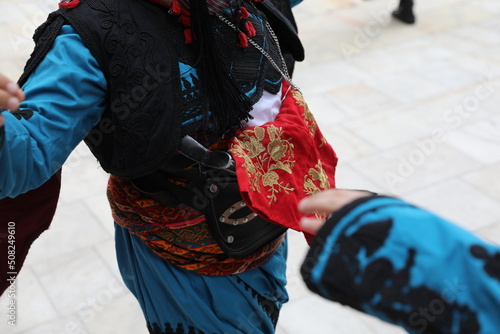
(1, 0, 499, 333)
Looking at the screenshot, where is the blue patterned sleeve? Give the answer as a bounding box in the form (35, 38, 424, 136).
(0, 25, 106, 199)
(301, 196, 500, 334)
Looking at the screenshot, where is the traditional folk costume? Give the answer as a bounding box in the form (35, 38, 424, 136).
(302, 196, 500, 334)
(0, 0, 338, 332)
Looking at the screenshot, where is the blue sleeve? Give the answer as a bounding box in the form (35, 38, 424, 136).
(301, 196, 500, 334)
(0, 25, 107, 199)
(289, 0, 303, 7)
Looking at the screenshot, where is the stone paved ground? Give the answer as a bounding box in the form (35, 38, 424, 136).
(1, 0, 499, 333)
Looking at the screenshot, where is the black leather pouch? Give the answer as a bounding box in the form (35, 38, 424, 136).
(192, 167, 287, 258)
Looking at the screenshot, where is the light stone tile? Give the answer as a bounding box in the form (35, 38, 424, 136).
(480, 15, 500, 30)
(405, 82, 499, 131)
(364, 70, 449, 104)
(349, 37, 456, 76)
(320, 124, 377, 163)
(357, 311, 407, 334)
(4, 24, 37, 60)
(462, 163, 500, 202)
(81, 293, 148, 334)
(403, 179, 500, 231)
(476, 221, 500, 247)
(330, 0, 399, 26)
(473, 0, 500, 12)
(294, 61, 369, 96)
(83, 192, 115, 237)
(16, 316, 89, 334)
(327, 18, 428, 62)
(275, 323, 290, 334)
(450, 54, 500, 77)
(30, 248, 119, 318)
(451, 24, 500, 48)
(323, 83, 398, 118)
(0, 267, 58, 333)
(349, 142, 484, 196)
(94, 240, 124, 284)
(410, 60, 484, 91)
(475, 79, 500, 114)
(347, 48, 419, 77)
(443, 119, 500, 165)
(415, 0, 466, 12)
(461, 43, 500, 67)
(418, 4, 492, 34)
(279, 294, 375, 334)
(59, 154, 110, 205)
(282, 230, 312, 304)
(296, 16, 358, 65)
(428, 33, 496, 64)
(20, 199, 111, 265)
(341, 108, 439, 151)
(306, 93, 350, 128)
(335, 161, 389, 194)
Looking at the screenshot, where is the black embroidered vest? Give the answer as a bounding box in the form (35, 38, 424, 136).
(18, 0, 304, 178)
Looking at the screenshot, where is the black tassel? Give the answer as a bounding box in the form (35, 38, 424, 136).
(190, 0, 252, 135)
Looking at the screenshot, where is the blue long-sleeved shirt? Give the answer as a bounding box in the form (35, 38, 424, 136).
(0, 26, 106, 199)
(301, 196, 500, 334)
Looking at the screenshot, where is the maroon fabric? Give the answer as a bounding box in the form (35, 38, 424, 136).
(0, 170, 61, 295)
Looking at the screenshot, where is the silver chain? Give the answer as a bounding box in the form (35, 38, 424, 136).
(216, 13, 301, 92)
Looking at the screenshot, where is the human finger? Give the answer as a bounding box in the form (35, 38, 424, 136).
(299, 189, 372, 215)
(0, 74, 24, 109)
(300, 216, 326, 235)
(0, 91, 20, 110)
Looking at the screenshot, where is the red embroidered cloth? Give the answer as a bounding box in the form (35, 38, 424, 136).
(229, 82, 338, 236)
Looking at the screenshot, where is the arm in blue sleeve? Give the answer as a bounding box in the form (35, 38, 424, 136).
(289, 0, 303, 7)
(0, 25, 107, 199)
(301, 196, 500, 334)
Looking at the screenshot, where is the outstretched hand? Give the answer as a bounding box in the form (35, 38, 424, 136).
(0, 73, 24, 128)
(298, 189, 372, 235)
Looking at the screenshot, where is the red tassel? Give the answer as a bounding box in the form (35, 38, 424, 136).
(171, 0, 182, 16)
(237, 32, 248, 48)
(244, 21, 256, 37)
(58, 0, 80, 9)
(239, 7, 250, 19)
(178, 14, 191, 27)
(184, 28, 193, 44)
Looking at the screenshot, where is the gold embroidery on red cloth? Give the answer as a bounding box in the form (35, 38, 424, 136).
(293, 89, 329, 148)
(230, 125, 296, 204)
(293, 90, 317, 136)
(304, 160, 331, 196)
(292, 89, 331, 194)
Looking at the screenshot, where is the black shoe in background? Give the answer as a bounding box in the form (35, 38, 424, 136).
(392, 0, 416, 24)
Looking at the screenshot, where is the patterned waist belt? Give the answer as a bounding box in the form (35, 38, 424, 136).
(107, 173, 284, 275)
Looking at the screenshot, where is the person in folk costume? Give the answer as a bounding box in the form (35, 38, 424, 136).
(0, 0, 338, 332)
